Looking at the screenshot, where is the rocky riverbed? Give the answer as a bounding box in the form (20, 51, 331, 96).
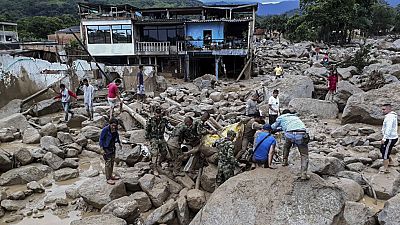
(1, 36, 400, 225)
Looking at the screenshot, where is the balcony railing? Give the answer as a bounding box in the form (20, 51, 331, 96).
(136, 42, 170, 55)
(185, 38, 248, 51)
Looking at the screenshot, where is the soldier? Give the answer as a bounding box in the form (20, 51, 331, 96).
(214, 130, 238, 187)
(167, 117, 193, 173)
(236, 112, 264, 160)
(186, 112, 216, 151)
(145, 107, 173, 168)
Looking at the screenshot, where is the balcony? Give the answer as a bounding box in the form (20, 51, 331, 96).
(184, 38, 249, 56)
(135, 42, 170, 55)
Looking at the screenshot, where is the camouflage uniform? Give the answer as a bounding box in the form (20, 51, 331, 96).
(168, 123, 190, 171)
(145, 116, 173, 165)
(215, 138, 238, 186)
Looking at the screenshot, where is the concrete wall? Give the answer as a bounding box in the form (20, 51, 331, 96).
(87, 43, 135, 56)
(186, 22, 225, 48)
(0, 55, 97, 108)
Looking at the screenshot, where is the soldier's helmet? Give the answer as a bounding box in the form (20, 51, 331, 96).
(226, 130, 236, 138)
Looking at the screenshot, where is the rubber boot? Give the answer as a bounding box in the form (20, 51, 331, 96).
(300, 155, 309, 180)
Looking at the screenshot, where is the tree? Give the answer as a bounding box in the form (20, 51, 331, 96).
(370, 3, 396, 35)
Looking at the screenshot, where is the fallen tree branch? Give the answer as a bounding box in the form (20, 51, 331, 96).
(122, 103, 147, 127)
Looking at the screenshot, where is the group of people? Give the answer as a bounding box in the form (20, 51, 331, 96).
(53, 67, 398, 186)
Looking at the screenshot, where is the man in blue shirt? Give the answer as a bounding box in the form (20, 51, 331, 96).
(100, 118, 122, 185)
(252, 124, 276, 169)
(271, 109, 310, 180)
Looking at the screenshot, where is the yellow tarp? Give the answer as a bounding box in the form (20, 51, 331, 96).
(202, 122, 243, 147)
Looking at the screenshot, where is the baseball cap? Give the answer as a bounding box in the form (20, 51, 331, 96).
(263, 124, 272, 130)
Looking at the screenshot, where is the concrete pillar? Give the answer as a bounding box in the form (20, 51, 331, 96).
(184, 54, 190, 81)
(215, 56, 220, 81)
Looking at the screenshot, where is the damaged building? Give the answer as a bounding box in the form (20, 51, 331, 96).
(78, 2, 257, 80)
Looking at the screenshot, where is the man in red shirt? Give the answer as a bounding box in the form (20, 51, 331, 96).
(107, 79, 122, 119)
(325, 69, 338, 102)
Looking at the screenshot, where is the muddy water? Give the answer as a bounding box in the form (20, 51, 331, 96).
(361, 196, 386, 213)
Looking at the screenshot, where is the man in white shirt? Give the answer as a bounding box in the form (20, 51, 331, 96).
(268, 89, 280, 125)
(82, 78, 95, 121)
(380, 103, 398, 173)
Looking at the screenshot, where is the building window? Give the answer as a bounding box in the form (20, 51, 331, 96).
(87, 25, 111, 44)
(142, 25, 184, 43)
(112, 25, 132, 43)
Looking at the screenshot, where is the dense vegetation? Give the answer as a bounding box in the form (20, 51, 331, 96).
(258, 0, 400, 44)
(0, 0, 202, 41)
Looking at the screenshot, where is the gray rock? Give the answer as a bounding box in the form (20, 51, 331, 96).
(145, 199, 177, 225)
(40, 135, 61, 149)
(0, 99, 22, 119)
(3, 214, 23, 223)
(43, 152, 64, 170)
(130, 192, 152, 213)
(378, 193, 400, 225)
(40, 123, 58, 137)
(289, 98, 338, 119)
(128, 129, 147, 144)
(365, 170, 400, 200)
(1, 199, 25, 211)
(78, 176, 127, 209)
(53, 168, 79, 181)
(264, 75, 314, 105)
(9, 191, 26, 200)
(22, 127, 41, 144)
(0, 113, 29, 131)
(187, 189, 206, 211)
(57, 132, 74, 144)
(344, 201, 377, 225)
(177, 195, 190, 225)
(14, 148, 33, 166)
(337, 171, 365, 185)
(0, 164, 51, 186)
(209, 92, 224, 102)
(325, 177, 364, 202)
(66, 187, 80, 199)
(101, 196, 139, 222)
(80, 126, 101, 141)
(27, 181, 45, 193)
(119, 112, 136, 131)
(342, 83, 400, 125)
(0, 128, 15, 142)
(115, 145, 142, 166)
(139, 174, 170, 207)
(309, 153, 345, 176)
(70, 215, 127, 225)
(346, 162, 366, 172)
(32, 99, 62, 116)
(189, 168, 346, 225)
(0, 151, 12, 173)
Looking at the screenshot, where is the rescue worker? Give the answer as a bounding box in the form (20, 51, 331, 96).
(271, 109, 310, 180)
(167, 117, 193, 174)
(214, 130, 238, 186)
(246, 93, 260, 116)
(236, 112, 264, 160)
(145, 107, 173, 168)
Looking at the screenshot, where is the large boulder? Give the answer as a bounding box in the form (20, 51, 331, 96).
(101, 196, 139, 223)
(189, 168, 346, 225)
(342, 83, 400, 125)
(40, 123, 58, 137)
(31, 99, 62, 116)
(0, 128, 15, 142)
(333, 81, 364, 112)
(115, 145, 142, 166)
(187, 189, 206, 211)
(40, 136, 61, 150)
(344, 201, 377, 225)
(0, 99, 22, 119)
(201, 165, 218, 192)
(304, 66, 328, 77)
(288, 98, 339, 119)
(264, 75, 314, 105)
(22, 127, 41, 144)
(325, 177, 364, 202)
(309, 153, 345, 176)
(0, 113, 29, 131)
(130, 192, 152, 213)
(364, 170, 400, 200)
(43, 152, 65, 170)
(139, 174, 170, 207)
(70, 215, 127, 225)
(0, 164, 51, 186)
(80, 126, 101, 141)
(78, 176, 127, 209)
(378, 193, 400, 225)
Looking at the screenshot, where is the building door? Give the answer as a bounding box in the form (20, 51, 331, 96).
(203, 30, 212, 47)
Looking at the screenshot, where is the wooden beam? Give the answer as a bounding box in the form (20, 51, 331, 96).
(122, 103, 147, 127)
(236, 58, 252, 82)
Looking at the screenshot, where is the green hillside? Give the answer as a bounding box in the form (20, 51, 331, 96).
(0, 0, 203, 40)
